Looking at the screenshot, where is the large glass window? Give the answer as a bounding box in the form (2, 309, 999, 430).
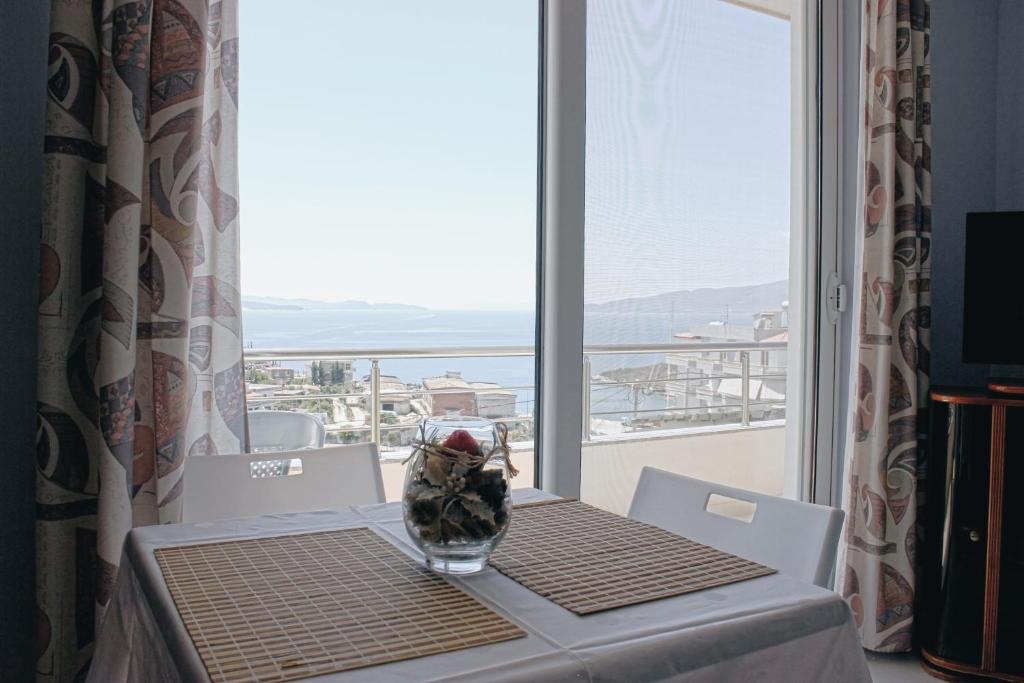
(581, 0, 798, 513)
(239, 2, 539, 499)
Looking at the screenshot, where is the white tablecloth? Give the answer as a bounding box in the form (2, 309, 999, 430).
(89, 489, 870, 682)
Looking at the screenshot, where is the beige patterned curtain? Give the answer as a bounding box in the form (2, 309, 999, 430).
(839, 0, 931, 653)
(36, 1, 243, 679)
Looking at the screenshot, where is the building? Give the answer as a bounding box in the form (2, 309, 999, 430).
(244, 383, 280, 400)
(421, 371, 517, 418)
(376, 375, 414, 415)
(472, 382, 517, 419)
(266, 366, 296, 383)
(664, 304, 788, 424)
(312, 360, 354, 390)
(245, 360, 296, 385)
(422, 371, 477, 416)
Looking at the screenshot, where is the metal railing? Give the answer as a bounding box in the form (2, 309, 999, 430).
(244, 341, 787, 446)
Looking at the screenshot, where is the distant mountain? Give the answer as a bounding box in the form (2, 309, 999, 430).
(242, 296, 426, 311)
(242, 300, 303, 310)
(243, 282, 786, 321)
(584, 280, 789, 323)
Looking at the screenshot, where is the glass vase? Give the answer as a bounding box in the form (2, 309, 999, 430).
(402, 417, 513, 574)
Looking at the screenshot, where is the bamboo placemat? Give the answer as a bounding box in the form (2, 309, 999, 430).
(155, 528, 525, 683)
(490, 498, 776, 615)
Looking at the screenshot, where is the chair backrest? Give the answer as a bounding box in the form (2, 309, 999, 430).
(628, 467, 844, 587)
(181, 443, 386, 522)
(247, 410, 325, 452)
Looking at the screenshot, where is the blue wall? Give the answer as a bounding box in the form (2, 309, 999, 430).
(996, 0, 1024, 211)
(0, 0, 47, 678)
(930, 0, 1024, 386)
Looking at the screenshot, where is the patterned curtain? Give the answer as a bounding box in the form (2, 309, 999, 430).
(36, 1, 244, 679)
(839, 0, 931, 653)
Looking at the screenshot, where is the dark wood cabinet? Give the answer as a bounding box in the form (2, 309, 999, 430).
(921, 387, 1024, 681)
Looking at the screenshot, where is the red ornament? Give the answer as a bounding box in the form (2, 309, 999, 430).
(442, 429, 479, 454)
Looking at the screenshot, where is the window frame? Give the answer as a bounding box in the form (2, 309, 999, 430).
(805, 0, 845, 506)
(534, 0, 587, 497)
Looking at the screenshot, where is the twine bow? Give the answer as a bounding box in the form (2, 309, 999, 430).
(405, 422, 518, 478)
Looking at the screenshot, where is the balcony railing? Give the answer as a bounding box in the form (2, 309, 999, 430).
(244, 341, 787, 450)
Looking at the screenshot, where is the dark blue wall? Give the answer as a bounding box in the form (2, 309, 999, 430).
(0, 1, 47, 679)
(996, 0, 1024, 211)
(930, 0, 1024, 386)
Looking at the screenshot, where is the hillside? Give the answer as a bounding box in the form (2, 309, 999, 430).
(584, 280, 789, 322)
(242, 296, 426, 312)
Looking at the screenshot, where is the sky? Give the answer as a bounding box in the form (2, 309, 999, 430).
(238, 0, 790, 310)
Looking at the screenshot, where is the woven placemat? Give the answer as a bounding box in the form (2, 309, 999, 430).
(490, 498, 776, 614)
(155, 528, 525, 683)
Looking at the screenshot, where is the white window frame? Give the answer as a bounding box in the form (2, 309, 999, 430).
(535, 0, 587, 497)
(802, 0, 845, 506)
(786, 0, 845, 505)
(535, 0, 844, 505)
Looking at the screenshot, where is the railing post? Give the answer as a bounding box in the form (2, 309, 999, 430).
(740, 351, 750, 426)
(370, 359, 381, 445)
(581, 354, 592, 441)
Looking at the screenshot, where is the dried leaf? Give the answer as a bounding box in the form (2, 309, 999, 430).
(440, 499, 468, 543)
(423, 453, 450, 487)
(459, 491, 496, 526)
(407, 481, 445, 503)
(418, 520, 442, 543)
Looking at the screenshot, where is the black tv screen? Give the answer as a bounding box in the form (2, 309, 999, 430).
(962, 212, 1024, 364)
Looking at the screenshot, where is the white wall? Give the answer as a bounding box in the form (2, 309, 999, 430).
(580, 425, 786, 516)
(378, 425, 785, 517)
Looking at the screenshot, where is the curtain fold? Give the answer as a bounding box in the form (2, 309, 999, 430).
(839, 0, 932, 653)
(36, 1, 243, 679)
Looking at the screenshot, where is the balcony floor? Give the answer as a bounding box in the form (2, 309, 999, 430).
(866, 651, 936, 682)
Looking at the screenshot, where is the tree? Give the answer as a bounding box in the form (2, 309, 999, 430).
(246, 367, 270, 384)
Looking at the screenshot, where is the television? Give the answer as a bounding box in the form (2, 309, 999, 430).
(962, 211, 1024, 364)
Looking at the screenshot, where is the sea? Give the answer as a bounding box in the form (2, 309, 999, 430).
(242, 307, 687, 420)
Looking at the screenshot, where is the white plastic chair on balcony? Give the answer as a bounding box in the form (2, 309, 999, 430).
(628, 467, 844, 587)
(181, 443, 385, 523)
(246, 410, 325, 452)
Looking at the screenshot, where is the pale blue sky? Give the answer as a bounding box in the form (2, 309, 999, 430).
(239, 1, 789, 309)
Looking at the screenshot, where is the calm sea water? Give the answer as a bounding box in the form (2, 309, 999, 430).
(243, 307, 684, 418)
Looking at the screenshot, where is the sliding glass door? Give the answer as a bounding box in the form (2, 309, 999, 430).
(537, 0, 838, 507)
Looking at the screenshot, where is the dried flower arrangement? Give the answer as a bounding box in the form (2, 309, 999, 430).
(404, 423, 517, 545)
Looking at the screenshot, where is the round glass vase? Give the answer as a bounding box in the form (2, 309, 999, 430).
(402, 417, 512, 575)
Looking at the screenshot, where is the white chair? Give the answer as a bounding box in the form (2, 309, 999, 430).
(181, 443, 386, 522)
(628, 467, 844, 587)
(246, 410, 325, 452)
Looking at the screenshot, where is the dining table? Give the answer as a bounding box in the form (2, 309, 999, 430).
(88, 488, 871, 682)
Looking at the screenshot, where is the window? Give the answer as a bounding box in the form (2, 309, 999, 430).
(564, 0, 824, 512)
(239, 0, 836, 508)
(239, 2, 539, 499)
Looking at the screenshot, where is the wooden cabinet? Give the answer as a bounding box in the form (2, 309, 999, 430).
(921, 387, 1024, 681)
